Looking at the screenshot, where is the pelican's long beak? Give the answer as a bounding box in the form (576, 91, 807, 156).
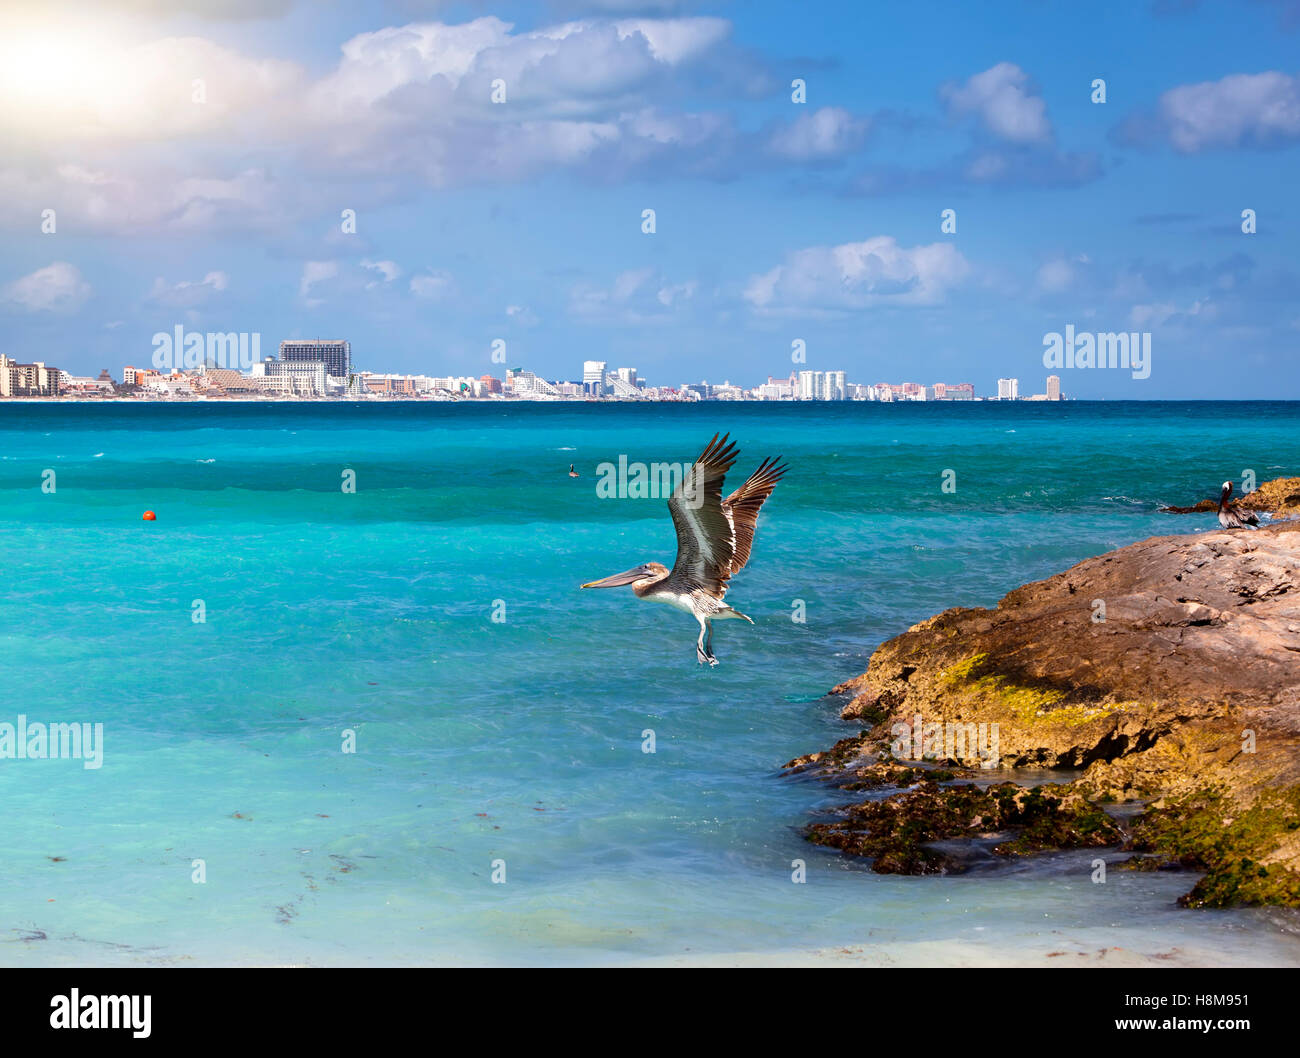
(581, 567, 644, 589)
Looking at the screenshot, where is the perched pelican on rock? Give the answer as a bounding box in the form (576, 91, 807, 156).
(581, 434, 787, 666)
(1218, 480, 1260, 530)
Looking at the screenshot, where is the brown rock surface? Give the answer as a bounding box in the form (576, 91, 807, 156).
(791, 521, 1300, 906)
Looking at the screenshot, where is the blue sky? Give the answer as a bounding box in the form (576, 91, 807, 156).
(0, 0, 1297, 397)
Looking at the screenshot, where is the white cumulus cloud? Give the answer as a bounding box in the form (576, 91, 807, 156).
(1135, 71, 1300, 153)
(2, 262, 91, 313)
(942, 63, 1053, 144)
(147, 270, 228, 306)
(745, 236, 970, 313)
(766, 106, 869, 160)
(361, 259, 401, 286)
(298, 260, 338, 305)
(0, 14, 756, 234)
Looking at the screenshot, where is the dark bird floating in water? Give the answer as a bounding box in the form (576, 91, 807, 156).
(581, 433, 787, 666)
(1218, 480, 1260, 530)
(569, 464, 579, 478)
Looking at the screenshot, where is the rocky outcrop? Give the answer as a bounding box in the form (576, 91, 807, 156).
(1162, 475, 1300, 515)
(787, 521, 1300, 907)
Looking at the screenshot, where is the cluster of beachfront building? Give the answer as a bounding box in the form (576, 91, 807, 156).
(0, 344, 1063, 402)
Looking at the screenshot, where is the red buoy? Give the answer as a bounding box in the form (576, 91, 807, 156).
(142, 511, 157, 521)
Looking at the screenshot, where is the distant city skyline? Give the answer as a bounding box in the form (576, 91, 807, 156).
(6, 339, 1072, 401)
(1, 2, 1297, 398)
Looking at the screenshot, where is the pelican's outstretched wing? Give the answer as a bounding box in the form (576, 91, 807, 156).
(666, 433, 740, 598)
(722, 456, 787, 576)
(1223, 505, 1260, 529)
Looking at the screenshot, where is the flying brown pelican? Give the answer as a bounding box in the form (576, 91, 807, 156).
(581, 433, 787, 666)
(1218, 480, 1260, 530)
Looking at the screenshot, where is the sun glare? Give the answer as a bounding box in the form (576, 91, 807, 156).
(0, 25, 127, 128)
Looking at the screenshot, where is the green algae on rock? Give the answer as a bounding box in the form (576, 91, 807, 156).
(805, 781, 1122, 875)
(1122, 787, 1300, 907)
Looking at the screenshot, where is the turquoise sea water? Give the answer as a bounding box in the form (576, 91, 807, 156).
(1, 400, 1298, 966)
